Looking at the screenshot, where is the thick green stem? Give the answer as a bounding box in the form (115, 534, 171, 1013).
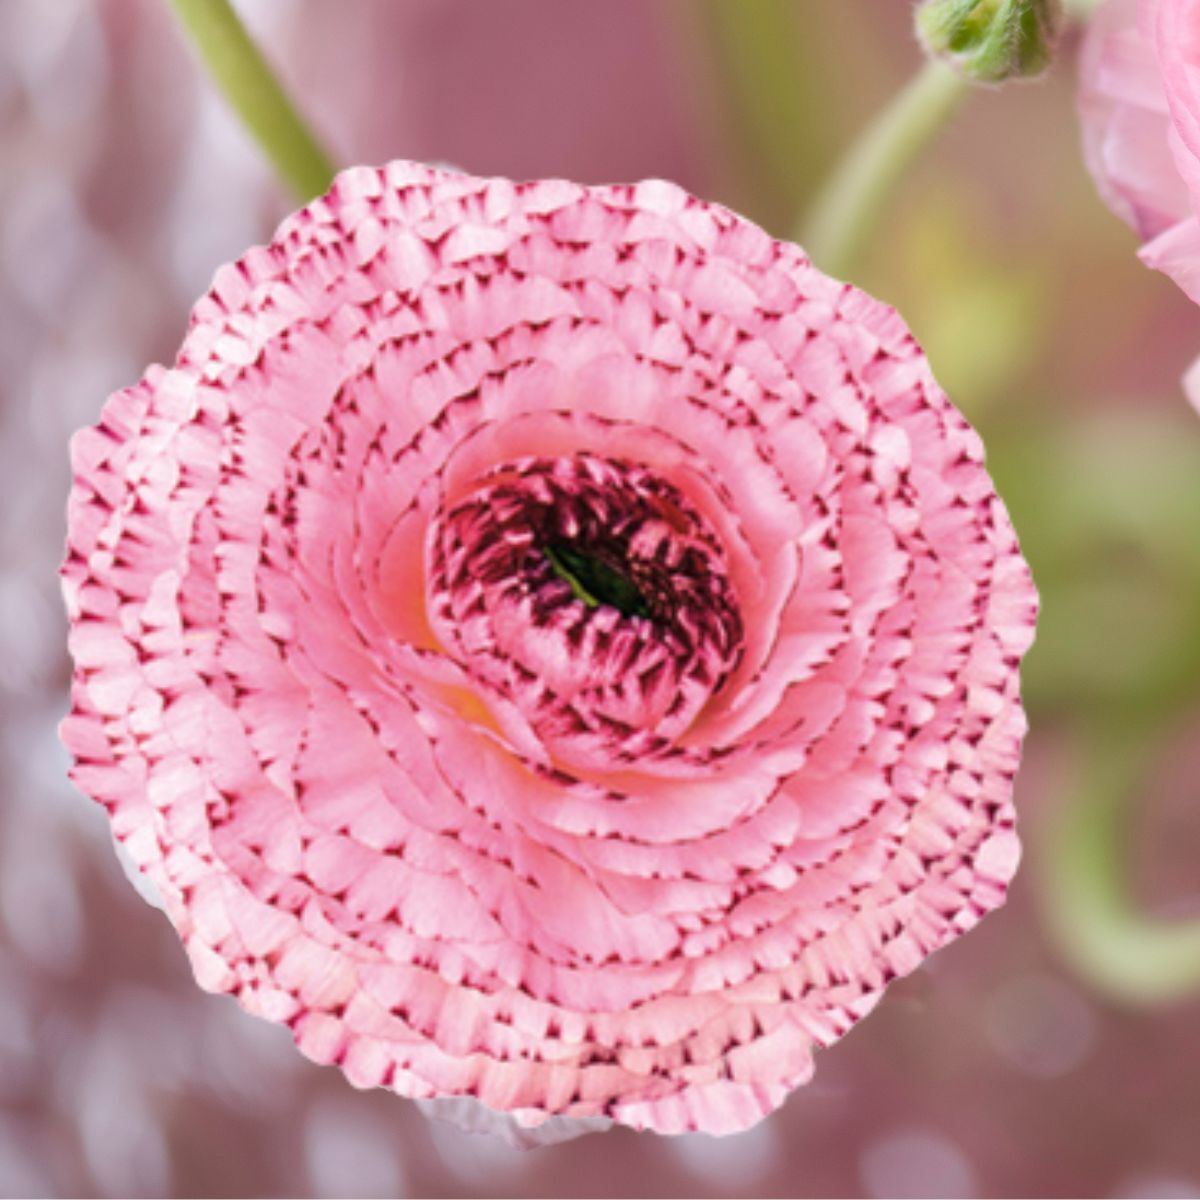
(799, 58, 968, 278)
(168, 0, 336, 203)
(1043, 723, 1200, 1006)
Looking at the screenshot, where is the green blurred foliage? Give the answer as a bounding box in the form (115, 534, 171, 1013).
(897, 180, 1050, 413)
(992, 412, 1200, 716)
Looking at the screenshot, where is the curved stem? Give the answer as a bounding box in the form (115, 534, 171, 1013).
(799, 58, 968, 278)
(167, 0, 336, 203)
(1042, 722, 1200, 1006)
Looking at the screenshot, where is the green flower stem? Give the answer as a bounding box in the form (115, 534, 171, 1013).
(168, 0, 336, 203)
(799, 58, 968, 278)
(1043, 722, 1200, 1006)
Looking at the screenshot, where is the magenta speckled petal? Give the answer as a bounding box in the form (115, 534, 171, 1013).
(62, 162, 1037, 1137)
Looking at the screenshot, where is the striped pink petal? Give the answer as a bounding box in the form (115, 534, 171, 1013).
(61, 162, 1037, 1137)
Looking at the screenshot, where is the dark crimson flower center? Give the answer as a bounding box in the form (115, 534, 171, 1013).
(426, 452, 746, 756)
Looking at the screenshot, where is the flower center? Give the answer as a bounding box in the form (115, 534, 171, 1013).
(426, 453, 745, 762)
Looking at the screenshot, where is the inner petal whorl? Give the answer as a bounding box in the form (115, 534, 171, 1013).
(426, 453, 745, 761)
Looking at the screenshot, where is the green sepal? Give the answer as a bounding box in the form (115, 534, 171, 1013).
(915, 0, 1063, 83)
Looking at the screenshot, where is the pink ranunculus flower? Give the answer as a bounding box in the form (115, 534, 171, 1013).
(1079, 0, 1200, 300)
(62, 162, 1037, 1137)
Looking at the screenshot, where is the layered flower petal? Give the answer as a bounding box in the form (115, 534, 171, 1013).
(62, 162, 1037, 1136)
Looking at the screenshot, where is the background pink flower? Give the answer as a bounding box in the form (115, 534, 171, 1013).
(61, 161, 1036, 1137)
(1079, 0, 1200, 301)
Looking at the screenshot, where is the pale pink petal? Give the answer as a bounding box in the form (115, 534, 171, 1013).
(1155, 0, 1200, 196)
(1184, 351, 1200, 413)
(1138, 213, 1200, 299)
(1079, 0, 1200, 351)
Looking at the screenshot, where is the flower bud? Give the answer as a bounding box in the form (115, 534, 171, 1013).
(916, 0, 1063, 83)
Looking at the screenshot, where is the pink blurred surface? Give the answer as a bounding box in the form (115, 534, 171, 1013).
(1, 2, 1199, 1196)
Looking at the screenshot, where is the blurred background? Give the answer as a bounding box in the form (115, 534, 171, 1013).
(1, 1, 1199, 1196)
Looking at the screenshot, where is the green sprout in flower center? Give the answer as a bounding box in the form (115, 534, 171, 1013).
(544, 542, 652, 619)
